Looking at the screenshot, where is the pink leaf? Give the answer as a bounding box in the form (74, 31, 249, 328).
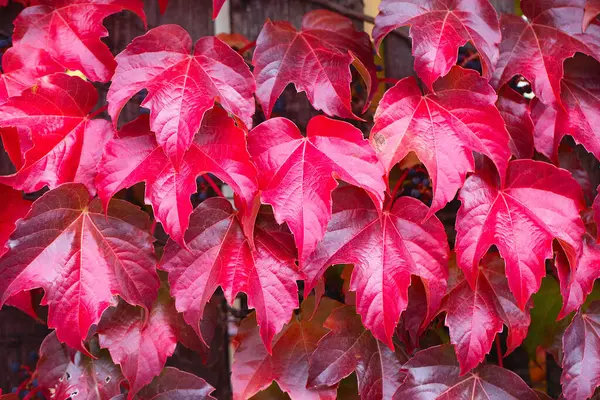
(247, 116, 385, 265)
(373, 0, 501, 89)
(107, 25, 255, 167)
(370, 66, 510, 216)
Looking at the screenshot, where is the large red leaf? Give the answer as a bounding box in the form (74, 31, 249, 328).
(37, 332, 124, 400)
(0, 45, 63, 105)
(252, 10, 376, 120)
(492, 0, 600, 105)
(107, 25, 255, 167)
(0, 184, 160, 353)
(0, 74, 113, 195)
(561, 301, 600, 400)
(231, 296, 340, 400)
(98, 290, 178, 399)
(370, 66, 510, 216)
(531, 54, 600, 161)
(303, 186, 449, 348)
(247, 116, 385, 265)
(442, 252, 531, 374)
(307, 305, 409, 400)
(455, 159, 585, 309)
(12, 0, 145, 82)
(372, 0, 500, 89)
(112, 367, 216, 400)
(496, 85, 535, 159)
(160, 198, 300, 351)
(96, 108, 257, 247)
(393, 344, 539, 399)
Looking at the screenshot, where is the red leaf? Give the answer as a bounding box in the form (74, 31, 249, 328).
(558, 145, 594, 202)
(12, 0, 145, 82)
(372, 0, 501, 89)
(107, 25, 255, 167)
(252, 10, 376, 119)
(556, 210, 600, 318)
(247, 116, 385, 265)
(442, 252, 531, 373)
(98, 290, 178, 399)
(492, 0, 600, 105)
(37, 332, 124, 400)
(0, 183, 160, 353)
(307, 305, 409, 400)
(160, 199, 300, 351)
(5, 290, 38, 320)
(158, 0, 167, 14)
(584, 0, 600, 30)
(496, 85, 535, 159)
(561, 301, 600, 399)
(531, 54, 600, 161)
(116, 367, 216, 400)
(0, 184, 30, 256)
(0, 74, 114, 195)
(455, 159, 585, 309)
(300, 10, 379, 110)
(594, 186, 600, 241)
(213, 0, 225, 19)
(393, 344, 539, 399)
(370, 66, 510, 216)
(0, 45, 63, 105)
(96, 108, 258, 247)
(395, 276, 428, 352)
(231, 296, 341, 400)
(303, 186, 449, 348)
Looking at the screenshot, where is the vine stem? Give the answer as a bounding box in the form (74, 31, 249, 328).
(204, 174, 225, 197)
(495, 335, 504, 368)
(387, 169, 409, 210)
(460, 52, 480, 67)
(88, 104, 108, 119)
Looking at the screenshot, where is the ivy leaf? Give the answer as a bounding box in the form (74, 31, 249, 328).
(231, 296, 341, 400)
(594, 186, 600, 241)
(0, 184, 30, 256)
(12, 0, 146, 82)
(0, 183, 160, 354)
(96, 108, 258, 247)
(442, 252, 531, 373)
(370, 66, 510, 216)
(160, 199, 300, 351)
(307, 304, 409, 400)
(561, 301, 600, 400)
(455, 159, 586, 309)
(247, 116, 385, 265)
(557, 210, 600, 318)
(252, 10, 375, 120)
(303, 186, 449, 349)
(531, 54, 600, 161)
(0, 74, 114, 195)
(0, 45, 63, 105)
(584, 0, 600, 30)
(98, 290, 178, 399)
(393, 344, 539, 399)
(37, 332, 124, 400)
(372, 0, 501, 89)
(107, 25, 255, 167)
(113, 367, 216, 400)
(300, 10, 379, 110)
(492, 0, 600, 105)
(496, 85, 534, 159)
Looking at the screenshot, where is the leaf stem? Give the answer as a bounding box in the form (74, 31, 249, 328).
(204, 174, 224, 197)
(89, 104, 108, 119)
(495, 335, 504, 368)
(387, 169, 409, 210)
(237, 40, 256, 55)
